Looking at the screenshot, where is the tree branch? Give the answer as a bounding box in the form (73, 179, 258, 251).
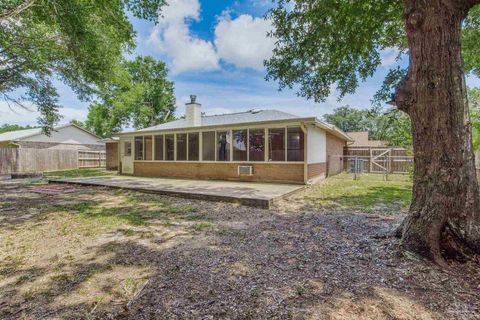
(0, 0, 36, 22)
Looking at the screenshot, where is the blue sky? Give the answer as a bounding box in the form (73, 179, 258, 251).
(2, 0, 479, 126)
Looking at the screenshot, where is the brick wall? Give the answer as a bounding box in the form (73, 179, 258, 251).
(307, 163, 326, 181)
(326, 133, 346, 176)
(106, 142, 118, 170)
(133, 162, 305, 184)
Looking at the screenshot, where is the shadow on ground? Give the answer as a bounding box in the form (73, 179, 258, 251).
(0, 180, 478, 319)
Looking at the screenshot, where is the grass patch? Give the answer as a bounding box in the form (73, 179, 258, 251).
(44, 168, 116, 179)
(304, 173, 412, 214)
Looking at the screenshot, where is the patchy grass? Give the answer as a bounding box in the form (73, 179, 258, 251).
(44, 168, 116, 179)
(302, 173, 412, 214)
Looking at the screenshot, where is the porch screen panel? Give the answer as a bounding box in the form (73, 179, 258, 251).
(165, 134, 174, 160)
(217, 131, 230, 161)
(268, 128, 285, 161)
(233, 129, 247, 161)
(154, 135, 163, 160)
(287, 127, 304, 161)
(249, 129, 265, 161)
(144, 136, 153, 160)
(176, 133, 187, 161)
(188, 133, 199, 161)
(134, 137, 144, 160)
(202, 131, 215, 161)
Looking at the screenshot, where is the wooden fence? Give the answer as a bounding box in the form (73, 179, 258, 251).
(0, 148, 105, 174)
(78, 150, 106, 168)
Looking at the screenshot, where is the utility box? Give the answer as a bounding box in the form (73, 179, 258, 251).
(350, 159, 364, 174)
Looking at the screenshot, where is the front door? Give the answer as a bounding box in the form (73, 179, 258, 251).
(121, 138, 134, 174)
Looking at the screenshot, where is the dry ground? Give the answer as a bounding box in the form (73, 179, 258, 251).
(0, 176, 479, 319)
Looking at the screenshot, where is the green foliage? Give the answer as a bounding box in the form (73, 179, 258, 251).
(85, 56, 176, 137)
(0, 0, 166, 134)
(324, 105, 412, 148)
(0, 123, 37, 134)
(469, 87, 480, 150)
(266, 1, 480, 103)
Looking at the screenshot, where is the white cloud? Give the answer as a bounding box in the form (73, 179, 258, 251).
(0, 102, 88, 126)
(214, 14, 276, 70)
(148, 0, 219, 74)
(380, 48, 402, 67)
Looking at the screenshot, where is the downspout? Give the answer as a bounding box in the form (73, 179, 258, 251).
(300, 123, 308, 184)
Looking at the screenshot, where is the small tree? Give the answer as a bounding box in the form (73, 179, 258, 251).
(85, 56, 176, 138)
(267, 1, 480, 264)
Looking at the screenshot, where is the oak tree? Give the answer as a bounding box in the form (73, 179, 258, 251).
(0, 0, 166, 134)
(267, 0, 480, 264)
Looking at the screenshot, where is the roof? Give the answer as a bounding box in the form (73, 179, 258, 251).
(0, 123, 101, 143)
(117, 109, 353, 142)
(137, 109, 299, 132)
(0, 128, 43, 142)
(347, 131, 387, 147)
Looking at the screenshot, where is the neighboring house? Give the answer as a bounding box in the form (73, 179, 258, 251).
(113, 95, 352, 184)
(346, 131, 387, 148)
(0, 124, 105, 151)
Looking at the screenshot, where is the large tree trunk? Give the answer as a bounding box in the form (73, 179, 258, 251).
(395, 0, 480, 264)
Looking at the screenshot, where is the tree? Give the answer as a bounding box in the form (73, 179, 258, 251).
(469, 87, 480, 150)
(0, 123, 36, 134)
(0, 0, 166, 134)
(266, 1, 480, 264)
(323, 106, 371, 133)
(85, 56, 176, 138)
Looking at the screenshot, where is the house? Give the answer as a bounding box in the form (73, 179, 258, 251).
(0, 124, 105, 151)
(112, 95, 352, 184)
(346, 131, 387, 148)
(104, 137, 120, 170)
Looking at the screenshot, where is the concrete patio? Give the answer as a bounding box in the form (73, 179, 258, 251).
(49, 176, 304, 208)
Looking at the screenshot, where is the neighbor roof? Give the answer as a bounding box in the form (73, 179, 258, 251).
(0, 128, 43, 142)
(0, 124, 101, 143)
(117, 109, 352, 142)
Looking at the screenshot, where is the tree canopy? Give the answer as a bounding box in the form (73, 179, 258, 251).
(266, 1, 480, 103)
(323, 106, 412, 148)
(469, 87, 480, 150)
(85, 56, 176, 138)
(0, 0, 166, 134)
(0, 123, 36, 134)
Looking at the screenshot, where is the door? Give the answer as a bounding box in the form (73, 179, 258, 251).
(121, 138, 134, 174)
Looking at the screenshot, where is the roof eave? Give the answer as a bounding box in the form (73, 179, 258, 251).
(113, 117, 319, 137)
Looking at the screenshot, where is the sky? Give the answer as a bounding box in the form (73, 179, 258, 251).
(2, 0, 480, 126)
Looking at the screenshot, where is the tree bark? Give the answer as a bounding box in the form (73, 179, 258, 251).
(395, 0, 480, 264)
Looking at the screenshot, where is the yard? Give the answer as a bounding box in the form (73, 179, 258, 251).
(0, 170, 478, 319)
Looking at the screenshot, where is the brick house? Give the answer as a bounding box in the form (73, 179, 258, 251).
(113, 96, 352, 184)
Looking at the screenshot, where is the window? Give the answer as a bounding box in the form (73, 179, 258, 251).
(202, 131, 215, 161)
(134, 137, 144, 160)
(188, 132, 199, 161)
(176, 133, 187, 161)
(144, 136, 153, 161)
(217, 131, 230, 161)
(165, 134, 174, 160)
(287, 127, 304, 161)
(124, 141, 132, 157)
(154, 135, 164, 160)
(249, 129, 264, 161)
(268, 128, 285, 161)
(233, 129, 247, 161)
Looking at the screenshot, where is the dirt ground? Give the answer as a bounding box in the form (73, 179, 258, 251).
(0, 178, 479, 319)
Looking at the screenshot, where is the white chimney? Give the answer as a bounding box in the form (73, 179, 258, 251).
(185, 95, 201, 126)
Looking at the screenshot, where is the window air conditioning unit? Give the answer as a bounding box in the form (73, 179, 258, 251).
(238, 165, 253, 176)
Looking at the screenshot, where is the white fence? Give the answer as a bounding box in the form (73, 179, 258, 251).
(0, 148, 105, 174)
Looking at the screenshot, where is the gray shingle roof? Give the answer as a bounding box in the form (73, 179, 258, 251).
(136, 109, 300, 132)
(0, 128, 42, 142)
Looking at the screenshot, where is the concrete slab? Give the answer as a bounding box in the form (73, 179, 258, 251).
(49, 176, 304, 208)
